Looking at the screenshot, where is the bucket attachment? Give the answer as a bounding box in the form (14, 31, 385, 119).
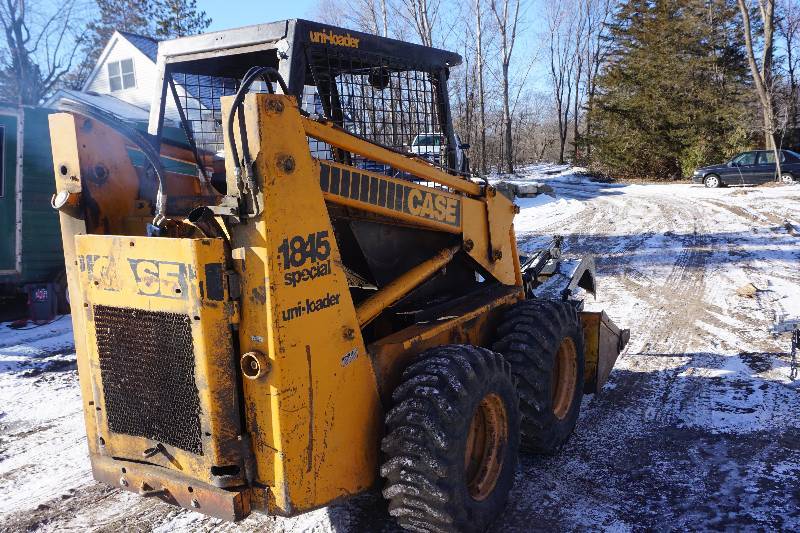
(521, 236, 596, 300)
(581, 311, 630, 393)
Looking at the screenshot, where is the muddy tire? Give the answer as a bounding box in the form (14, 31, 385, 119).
(492, 299, 585, 454)
(381, 345, 520, 533)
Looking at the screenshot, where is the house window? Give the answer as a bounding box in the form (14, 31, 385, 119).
(108, 58, 136, 91)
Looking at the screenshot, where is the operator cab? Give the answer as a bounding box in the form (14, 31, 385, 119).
(147, 18, 469, 189)
(145, 19, 479, 340)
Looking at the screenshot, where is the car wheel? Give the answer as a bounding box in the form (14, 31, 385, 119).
(781, 173, 796, 184)
(704, 174, 721, 188)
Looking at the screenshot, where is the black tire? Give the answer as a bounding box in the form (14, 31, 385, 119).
(492, 299, 585, 454)
(704, 174, 721, 188)
(381, 345, 520, 533)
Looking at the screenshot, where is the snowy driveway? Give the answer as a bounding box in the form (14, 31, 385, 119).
(2, 177, 799, 531)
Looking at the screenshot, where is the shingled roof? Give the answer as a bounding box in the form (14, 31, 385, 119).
(117, 31, 159, 62)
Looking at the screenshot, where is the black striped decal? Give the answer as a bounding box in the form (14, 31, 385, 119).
(319, 162, 461, 228)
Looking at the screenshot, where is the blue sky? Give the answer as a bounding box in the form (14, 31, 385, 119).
(199, 0, 319, 32)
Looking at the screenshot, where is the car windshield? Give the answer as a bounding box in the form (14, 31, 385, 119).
(784, 150, 800, 160)
(413, 135, 442, 146)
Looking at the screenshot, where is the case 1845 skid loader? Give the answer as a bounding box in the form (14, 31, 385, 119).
(49, 19, 629, 532)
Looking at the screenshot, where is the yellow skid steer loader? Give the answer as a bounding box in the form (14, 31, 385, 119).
(49, 19, 628, 532)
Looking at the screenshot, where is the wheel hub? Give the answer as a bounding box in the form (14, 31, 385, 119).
(464, 393, 508, 501)
(551, 337, 577, 420)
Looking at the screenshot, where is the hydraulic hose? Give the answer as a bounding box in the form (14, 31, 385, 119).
(225, 67, 289, 213)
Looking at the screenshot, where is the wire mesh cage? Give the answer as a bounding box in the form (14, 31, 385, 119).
(304, 45, 454, 177)
(169, 72, 240, 156)
(165, 44, 464, 187)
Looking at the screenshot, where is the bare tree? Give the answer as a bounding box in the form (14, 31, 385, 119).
(398, 0, 440, 46)
(571, 1, 589, 162)
(475, 0, 489, 174)
(381, 0, 389, 36)
(0, 0, 88, 105)
(738, 0, 778, 154)
(313, 0, 391, 35)
(582, 0, 613, 160)
(489, 0, 523, 173)
(547, 1, 579, 165)
(778, 0, 800, 128)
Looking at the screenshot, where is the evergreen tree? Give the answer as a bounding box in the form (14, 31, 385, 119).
(589, 0, 751, 179)
(154, 0, 212, 39)
(66, 0, 211, 89)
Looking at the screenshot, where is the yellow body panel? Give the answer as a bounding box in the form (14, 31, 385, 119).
(225, 94, 382, 514)
(49, 113, 98, 458)
(73, 235, 243, 485)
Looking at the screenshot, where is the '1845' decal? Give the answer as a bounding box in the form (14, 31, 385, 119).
(278, 231, 333, 287)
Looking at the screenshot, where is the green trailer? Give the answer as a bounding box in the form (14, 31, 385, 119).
(0, 104, 64, 295)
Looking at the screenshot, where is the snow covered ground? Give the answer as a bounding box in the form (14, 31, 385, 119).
(2, 165, 800, 531)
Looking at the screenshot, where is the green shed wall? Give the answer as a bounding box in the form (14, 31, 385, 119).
(19, 106, 62, 284)
(0, 105, 63, 287)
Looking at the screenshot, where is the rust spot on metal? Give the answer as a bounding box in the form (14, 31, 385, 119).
(265, 99, 284, 113)
(250, 286, 266, 305)
(277, 155, 296, 174)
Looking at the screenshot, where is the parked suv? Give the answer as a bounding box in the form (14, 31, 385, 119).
(692, 149, 800, 187)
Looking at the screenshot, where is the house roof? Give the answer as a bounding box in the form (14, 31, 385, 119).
(117, 31, 159, 62)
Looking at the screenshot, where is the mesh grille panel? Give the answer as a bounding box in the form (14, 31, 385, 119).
(94, 305, 203, 455)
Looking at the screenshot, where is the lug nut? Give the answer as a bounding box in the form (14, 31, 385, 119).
(492, 249, 503, 261)
(343, 327, 355, 340)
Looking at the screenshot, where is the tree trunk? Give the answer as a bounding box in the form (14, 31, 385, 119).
(737, 0, 779, 167)
(503, 62, 513, 173)
(490, 0, 520, 174)
(381, 0, 388, 36)
(573, 56, 582, 163)
(476, 0, 487, 175)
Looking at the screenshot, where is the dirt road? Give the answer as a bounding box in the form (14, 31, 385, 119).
(2, 176, 799, 531)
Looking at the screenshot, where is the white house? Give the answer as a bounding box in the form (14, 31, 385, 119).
(83, 31, 160, 112)
(46, 31, 183, 127)
(45, 30, 321, 154)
